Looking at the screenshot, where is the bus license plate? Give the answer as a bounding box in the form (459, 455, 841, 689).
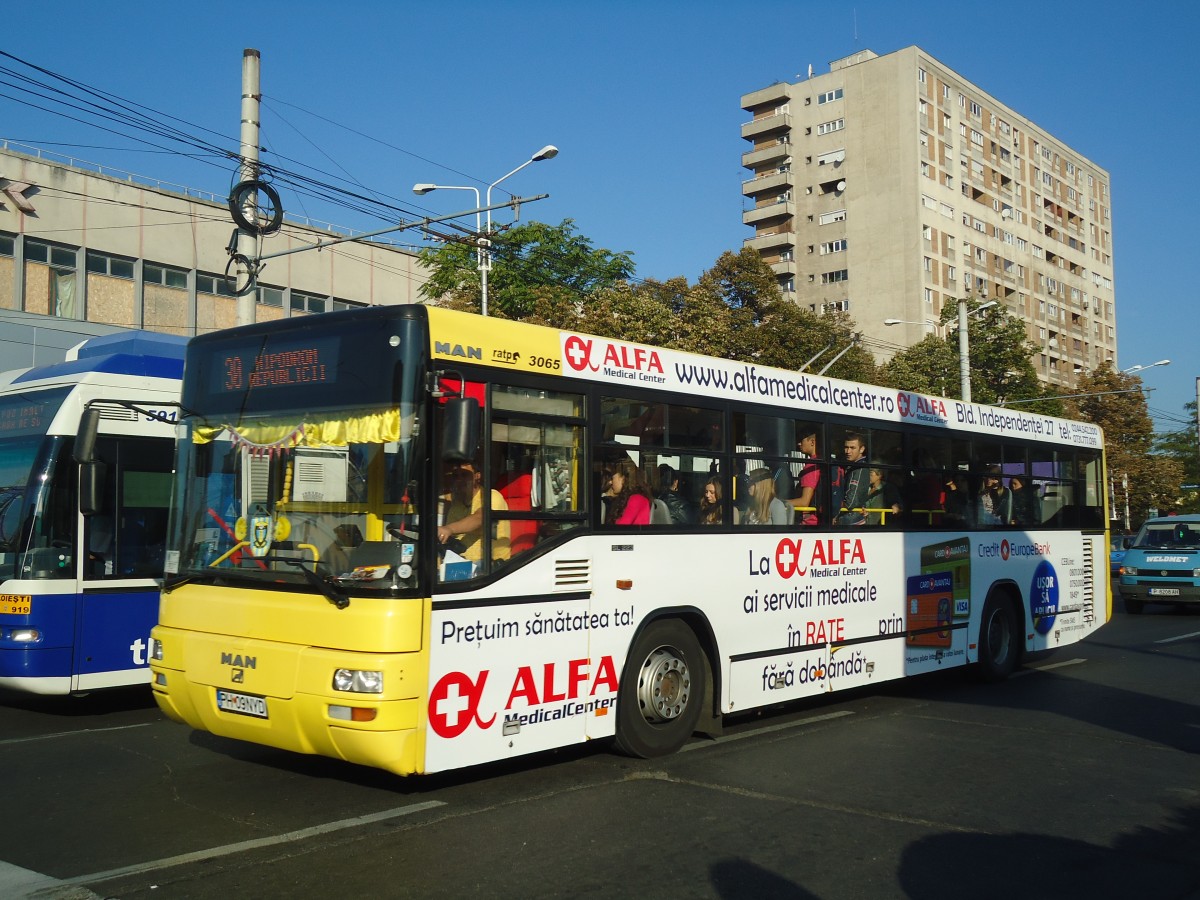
(216, 689, 269, 718)
(0, 594, 32, 615)
(1149, 588, 1180, 596)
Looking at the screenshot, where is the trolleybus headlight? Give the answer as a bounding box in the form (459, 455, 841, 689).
(150, 638, 164, 661)
(332, 668, 384, 694)
(1123, 566, 1138, 576)
(9, 628, 40, 642)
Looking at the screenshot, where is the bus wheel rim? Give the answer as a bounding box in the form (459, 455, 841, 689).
(636, 646, 691, 723)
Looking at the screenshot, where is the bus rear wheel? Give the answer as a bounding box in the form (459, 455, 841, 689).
(977, 595, 1019, 682)
(614, 619, 705, 758)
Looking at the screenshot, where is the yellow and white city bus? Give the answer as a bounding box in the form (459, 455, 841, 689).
(149, 304, 1109, 775)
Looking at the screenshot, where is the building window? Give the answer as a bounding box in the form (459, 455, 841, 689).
(0, 233, 13, 256)
(86, 251, 135, 280)
(291, 290, 328, 314)
(817, 88, 843, 104)
(918, 68, 927, 84)
(817, 118, 845, 136)
(924, 288, 934, 304)
(816, 149, 844, 166)
(196, 273, 237, 297)
(819, 239, 848, 255)
(25, 239, 75, 269)
(970, 101, 981, 117)
(257, 286, 284, 307)
(144, 262, 188, 289)
(818, 209, 847, 225)
(821, 269, 849, 284)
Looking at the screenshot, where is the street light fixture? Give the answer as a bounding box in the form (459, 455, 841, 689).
(412, 144, 558, 317)
(883, 299, 996, 401)
(1121, 359, 1171, 375)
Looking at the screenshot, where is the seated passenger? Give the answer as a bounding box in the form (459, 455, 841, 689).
(699, 475, 723, 525)
(656, 464, 696, 525)
(744, 467, 790, 525)
(605, 458, 651, 525)
(865, 465, 902, 525)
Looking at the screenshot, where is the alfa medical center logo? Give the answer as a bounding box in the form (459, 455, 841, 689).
(564, 335, 664, 376)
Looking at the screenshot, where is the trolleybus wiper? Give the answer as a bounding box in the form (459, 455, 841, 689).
(282, 559, 350, 609)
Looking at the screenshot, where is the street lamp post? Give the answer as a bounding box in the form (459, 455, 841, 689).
(1121, 359, 1171, 375)
(883, 298, 995, 401)
(481, 145, 558, 317)
(412, 144, 558, 317)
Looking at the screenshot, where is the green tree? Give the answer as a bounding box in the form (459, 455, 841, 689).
(418, 218, 634, 319)
(1152, 401, 1200, 514)
(1067, 364, 1183, 527)
(877, 296, 1057, 413)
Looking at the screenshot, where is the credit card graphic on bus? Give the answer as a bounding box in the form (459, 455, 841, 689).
(906, 572, 954, 647)
(920, 537, 971, 619)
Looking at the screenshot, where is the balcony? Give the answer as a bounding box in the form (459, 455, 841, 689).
(741, 82, 791, 112)
(769, 259, 797, 278)
(741, 141, 791, 170)
(742, 170, 793, 197)
(743, 231, 795, 255)
(741, 112, 792, 141)
(742, 200, 794, 226)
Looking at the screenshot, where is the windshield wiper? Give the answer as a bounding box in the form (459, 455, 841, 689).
(282, 559, 350, 609)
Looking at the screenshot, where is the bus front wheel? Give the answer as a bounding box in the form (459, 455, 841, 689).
(977, 595, 1020, 682)
(614, 619, 705, 758)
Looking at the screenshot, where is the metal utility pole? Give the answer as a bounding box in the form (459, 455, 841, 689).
(237, 49, 261, 326)
(958, 298, 972, 403)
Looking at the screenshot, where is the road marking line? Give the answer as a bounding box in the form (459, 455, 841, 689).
(0, 860, 91, 898)
(1154, 630, 1200, 645)
(0, 723, 151, 747)
(59, 800, 446, 889)
(681, 709, 854, 751)
(1013, 657, 1087, 677)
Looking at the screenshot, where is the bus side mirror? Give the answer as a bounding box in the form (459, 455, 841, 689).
(74, 407, 100, 464)
(441, 397, 479, 463)
(79, 460, 107, 517)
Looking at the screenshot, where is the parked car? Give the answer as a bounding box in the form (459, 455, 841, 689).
(1118, 515, 1200, 614)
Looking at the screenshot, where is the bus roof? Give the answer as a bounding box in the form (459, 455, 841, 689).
(13, 331, 187, 385)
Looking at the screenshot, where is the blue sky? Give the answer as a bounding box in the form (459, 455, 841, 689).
(1, 0, 1197, 433)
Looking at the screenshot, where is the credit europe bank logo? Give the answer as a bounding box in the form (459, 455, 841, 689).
(979, 539, 1051, 561)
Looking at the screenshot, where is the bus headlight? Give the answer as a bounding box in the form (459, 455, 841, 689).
(332, 669, 383, 694)
(1123, 566, 1138, 576)
(150, 638, 164, 661)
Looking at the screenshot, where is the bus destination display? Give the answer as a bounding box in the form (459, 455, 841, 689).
(216, 337, 340, 394)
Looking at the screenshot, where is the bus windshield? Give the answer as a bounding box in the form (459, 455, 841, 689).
(0, 387, 74, 581)
(167, 313, 426, 595)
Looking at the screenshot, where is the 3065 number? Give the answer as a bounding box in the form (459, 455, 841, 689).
(530, 356, 561, 371)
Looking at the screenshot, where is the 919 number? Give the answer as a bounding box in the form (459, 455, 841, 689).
(530, 356, 561, 371)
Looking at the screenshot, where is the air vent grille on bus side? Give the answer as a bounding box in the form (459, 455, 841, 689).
(97, 406, 139, 422)
(554, 558, 591, 592)
(1081, 542, 1095, 624)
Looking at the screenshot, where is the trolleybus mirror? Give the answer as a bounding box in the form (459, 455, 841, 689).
(74, 407, 101, 464)
(441, 397, 480, 463)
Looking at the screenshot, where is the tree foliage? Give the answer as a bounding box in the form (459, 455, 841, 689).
(418, 218, 635, 319)
(876, 296, 1059, 413)
(1152, 401, 1199, 514)
(1066, 364, 1183, 526)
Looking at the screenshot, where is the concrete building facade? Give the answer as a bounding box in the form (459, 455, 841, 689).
(740, 47, 1116, 388)
(0, 142, 426, 368)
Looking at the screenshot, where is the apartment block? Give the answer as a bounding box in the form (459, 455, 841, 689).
(740, 47, 1116, 388)
(0, 142, 426, 365)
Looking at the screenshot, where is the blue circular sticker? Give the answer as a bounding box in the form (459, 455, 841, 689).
(1030, 560, 1059, 635)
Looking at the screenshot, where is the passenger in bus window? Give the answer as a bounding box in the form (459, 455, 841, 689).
(437, 461, 510, 563)
(834, 432, 869, 526)
(744, 467, 790, 525)
(656, 464, 696, 525)
(606, 458, 651, 525)
(789, 427, 822, 526)
(699, 475, 723, 525)
(942, 474, 972, 527)
(865, 465, 902, 525)
(1008, 474, 1040, 526)
(978, 465, 1012, 526)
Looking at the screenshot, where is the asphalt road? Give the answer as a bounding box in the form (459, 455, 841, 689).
(2, 601, 1197, 900)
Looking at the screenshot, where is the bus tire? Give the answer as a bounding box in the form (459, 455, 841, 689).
(976, 594, 1019, 682)
(614, 619, 705, 758)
